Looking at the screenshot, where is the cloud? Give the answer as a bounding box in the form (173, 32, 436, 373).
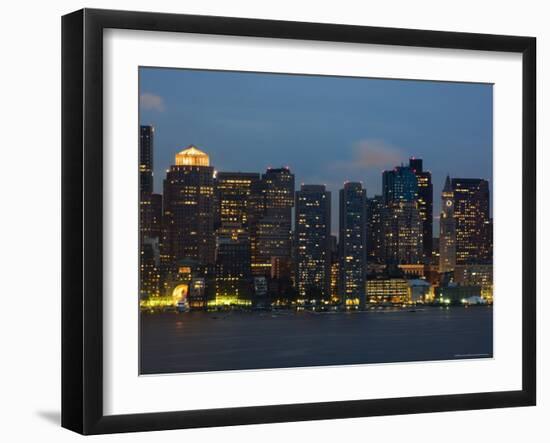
(140, 92, 165, 112)
(335, 139, 406, 171)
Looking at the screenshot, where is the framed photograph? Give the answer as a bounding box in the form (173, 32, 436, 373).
(62, 8, 536, 435)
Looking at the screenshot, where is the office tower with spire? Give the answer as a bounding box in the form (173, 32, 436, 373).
(339, 182, 367, 308)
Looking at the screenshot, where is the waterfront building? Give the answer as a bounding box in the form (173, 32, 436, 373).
(339, 182, 367, 308)
(439, 175, 456, 273)
(158, 258, 212, 309)
(214, 223, 252, 306)
(436, 283, 481, 305)
(454, 264, 493, 303)
(295, 184, 331, 302)
(409, 158, 433, 262)
(452, 178, 491, 264)
(140, 238, 160, 299)
(366, 275, 409, 305)
(407, 279, 431, 303)
(188, 278, 207, 309)
(162, 145, 215, 267)
(366, 195, 384, 263)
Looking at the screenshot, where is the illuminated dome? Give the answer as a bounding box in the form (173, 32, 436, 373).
(175, 145, 210, 167)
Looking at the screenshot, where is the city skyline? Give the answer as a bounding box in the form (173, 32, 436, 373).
(139, 67, 493, 236)
(138, 67, 494, 375)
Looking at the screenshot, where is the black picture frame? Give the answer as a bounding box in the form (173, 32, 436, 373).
(62, 8, 536, 435)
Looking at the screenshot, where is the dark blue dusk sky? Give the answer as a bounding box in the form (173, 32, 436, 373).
(139, 67, 493, 236)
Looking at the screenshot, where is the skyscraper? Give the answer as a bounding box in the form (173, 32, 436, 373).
(452, 178, 491, 264)
(409, 158, 433, 262)
(339, 182, 367, 308)
(295, 185, 331, 302)
(139, 125, 154, 194)
(139, 125, 156, 243)
(214, 223, 252, 305)
(439, 175, 456, 273)
(383, 200, 423, 264)
(382, 166, 422, 264)
(214, 172, 261, 228)
(382, 166, 418, 204)
(366, 195, 384, 263)
(162, 145, 215, 267)
(252, 167, 295, 276)
(262, 167, 295, 216)
(139, 125, 161, 299)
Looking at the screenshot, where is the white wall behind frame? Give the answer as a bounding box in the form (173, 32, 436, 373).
(1, 1, 545, 443)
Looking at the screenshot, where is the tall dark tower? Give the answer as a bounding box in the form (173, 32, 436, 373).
(139, 125, 162, 299)
(439, 175, 456, 273)
(295, 185, 331, 302)
(452, 178, 491, 264)
(214, 223, 252, 304)
(139, 125, 154, 194)
(366, 195, 384, 263)
(163, 146, 215, 267)
(252, 167, 295, 277)
(339, 182, 367, 308)
(409, 158, 433, 262)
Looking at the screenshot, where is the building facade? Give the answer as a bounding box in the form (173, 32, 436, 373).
(382, 166, 422, 264)
(214, 223, 252, 306)
(214, 172, 261, 228)
(139, 125, 154, 194)
(382, 166, 418, 203)
(452, 178, 491, 264)
(339, 182, 367, 308)
(162, 146, 216, 267)
(383, 200, 423, 264)
(366, 275, 410, 305)
(251, 168, 295, 276)
(366, 195, 384, 263)
(295, 185, 331, 302)
(409, 158, 433, 262)
(439, 175, 457, 273)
